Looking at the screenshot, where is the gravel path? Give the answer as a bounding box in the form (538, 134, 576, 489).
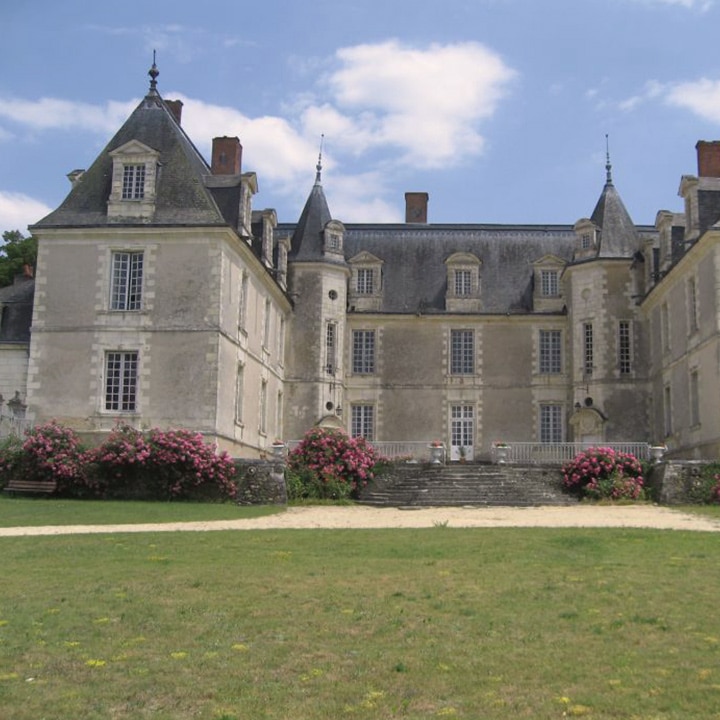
(0, 504, 719, 536)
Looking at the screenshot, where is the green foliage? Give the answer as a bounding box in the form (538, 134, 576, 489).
(683, 462, 720, 504)
(562, 446, 646, 501)
(0, 230, 37, 287)
(286, 427, 383, 500)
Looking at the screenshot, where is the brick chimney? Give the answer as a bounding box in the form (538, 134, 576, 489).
(165, 99, 183, 125)
(696, 141, 720, 178)
(211, 136, 242, 175)
(405, 192, 429, 223)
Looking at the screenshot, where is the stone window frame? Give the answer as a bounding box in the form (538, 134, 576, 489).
(323, 219, 345, 258)
(110, 249, 144, 312)
(107, 140, 160, 221)
(618, 320, 632, 376)
(350, 404, 375, 440)
(539, 403, 564, 443)
(532, 255, 566, 311)
(449, 328, 475, 376)
(348, 252, 384, 311)
(104, 350, 139, 413)
(444, 252, 482, 303)
(351, 329, 376, 375)
(539, 329, 562, 374)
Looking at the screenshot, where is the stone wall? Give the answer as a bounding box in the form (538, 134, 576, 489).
(233, 459, 287, 505)
(649, 460, 719, 504)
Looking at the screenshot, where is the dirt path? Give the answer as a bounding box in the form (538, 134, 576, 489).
(0, 504, 718, 536)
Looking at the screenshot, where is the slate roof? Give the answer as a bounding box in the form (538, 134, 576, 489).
(0, 277, 34, 342)
(590, 171, 640, 259)
(33, 83, 233, 229)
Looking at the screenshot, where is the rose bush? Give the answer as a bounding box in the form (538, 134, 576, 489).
(287, 427, 383, 500)
(562, 446, 646, 501)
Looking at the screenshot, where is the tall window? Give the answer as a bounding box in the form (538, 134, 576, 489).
(450, 329, 474, 375)
(540, 404, 563, 443)
(581, 232, 592, 249)
(690, 370, 700, 427)
(111, 251, 143, 311)
(105, 351, 138, 412)
(235, 363, 245, 424)
(539, 330, 562, 374)
(454, 269, 472, 296)
(259, 380, 268, 435)
(618, 321, 631, 375)
(352, 330, 375, 374)
(661, 303, 670, 351)
(239, 273, 249, 330)
(278, 316, 286, 363)
(122, 164, 146, 200)
(583, 323, 593, 376)
(664, 385, 672, 437)
(351, 405, 375, 439)
(688, 277, 698, 333)
(541, 270, 559, 297)
(276, 391, 283, 437)
(356, 268, 374, 295)
(325, 322, 337, 375)
(263, 299, 272, 348)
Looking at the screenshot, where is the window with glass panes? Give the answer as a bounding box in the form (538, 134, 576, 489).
(454, 269, 472, 296)
(105, 351, 138, 412)
(110, 251, 143, 311)
(450, 329, 474, 375)
(352, 330, 375, 374)
(356, 268, 374, 294)
(541, 270, 559, 297)
(122, 164, 146, 200)
(351, 405, 374, 439)
(618, 321, 631, 374)
(583, 323, 593, 376)
(539, 330, 562, 373)
(539, 404, 562, 443)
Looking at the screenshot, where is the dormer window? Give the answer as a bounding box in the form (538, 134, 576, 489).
(323, 219, 345, 257)
(573, 219, 599, 260)
(108, 140, 160, 221)
(533, 255, 566, 312)
(122, 165, 146, 200)
(348, 251, 383, 311)
(445, 252, 481, 312)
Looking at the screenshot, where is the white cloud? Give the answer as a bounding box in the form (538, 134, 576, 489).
(0, 97, 136, 134)
(627, 0, 713, 9)
(324, 40, 516, 167)
(0, 192, 52, 235)
(665, 78, 720, 122)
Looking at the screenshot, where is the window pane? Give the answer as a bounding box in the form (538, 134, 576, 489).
(618, 321, 631, 375)
(351, 405, 374, 439)
(541, 270, 558, 297)
(122, 165, 145, 200)
(583, 323, 593, 376)
(540, 404, 562, 443)
(111, 251, 143, 311)
(352, 330, 375, 374)
(357, 269, 374, 294)
(454, 270, 472, 296)
(450, 330, 474, 374)
(105, 351, 138, 411)
(539, 330, 562, 373)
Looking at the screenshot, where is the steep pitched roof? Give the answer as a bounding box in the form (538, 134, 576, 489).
(33, 75, 229, 229)
(590, 158, 639, 258)
(288, 162, 335, 263)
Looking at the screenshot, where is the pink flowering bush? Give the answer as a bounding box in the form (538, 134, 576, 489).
(562, 447, 646, 501)
(287, 427, 383, 500)
(0, 421, 87, 493)
(85, 424, 237, 501)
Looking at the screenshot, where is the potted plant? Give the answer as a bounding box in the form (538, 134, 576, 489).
(493, 441, 510, 464)
(428, 440, 445, 465)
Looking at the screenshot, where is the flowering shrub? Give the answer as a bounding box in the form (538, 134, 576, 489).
(85, 424, 236, 501)
(287, 427, 382, 500)
(0, 421, 87, 493)
(562, 447, 646, 501)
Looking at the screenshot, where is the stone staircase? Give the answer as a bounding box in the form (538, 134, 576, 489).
(358, 463, 576, 507)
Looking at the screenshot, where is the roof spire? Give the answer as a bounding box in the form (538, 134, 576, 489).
(315, 134, 324, 185)
(148, 50, 159, 94)
(605, 133, 613, 185)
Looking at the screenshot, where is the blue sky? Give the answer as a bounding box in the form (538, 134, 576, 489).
(2, 0, 720, 235)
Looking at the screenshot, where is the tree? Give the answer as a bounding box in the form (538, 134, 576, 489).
(0, 230, 37, 287)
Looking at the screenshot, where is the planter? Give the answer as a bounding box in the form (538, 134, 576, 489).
(270, 442, 286, 460)
(494, 445, 510, 464)
(650, 445, 666, 464)
(428, 445, 444, 465)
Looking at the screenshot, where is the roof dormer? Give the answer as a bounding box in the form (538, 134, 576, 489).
(532, 254, 566, 312)
(445, 252, 482, 312)
(573, 218, 599, 261)
(348, 251, 384, 312)
(107, 140, 161, 222)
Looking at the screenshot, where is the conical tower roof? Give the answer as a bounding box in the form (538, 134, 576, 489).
(289, 156, 336, 263)
(589, 149, 639, 258)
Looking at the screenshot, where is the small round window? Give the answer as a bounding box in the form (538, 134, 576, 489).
(328, 290, 338, 300)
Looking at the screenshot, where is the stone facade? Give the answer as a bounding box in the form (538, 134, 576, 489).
(10, 67, 720, 461)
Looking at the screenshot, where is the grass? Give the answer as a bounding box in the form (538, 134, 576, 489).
(2, 522, 720, 718)
(0, 496, 281, 527)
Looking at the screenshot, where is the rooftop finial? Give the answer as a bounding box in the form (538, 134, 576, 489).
(605, 133, 613, 185)
(315, 134, 324, 184)
(148, 50, 159, 93)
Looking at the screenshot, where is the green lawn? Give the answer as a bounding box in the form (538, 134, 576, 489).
(1, 523, 719, 719)
(0, 496, 281, 527)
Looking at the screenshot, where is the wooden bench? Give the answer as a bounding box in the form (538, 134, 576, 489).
(4, 478, 57, 496)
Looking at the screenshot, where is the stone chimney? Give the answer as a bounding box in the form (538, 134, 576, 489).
(211, 136, 242, 175)
(696, 141, 720, 178)
(405, 192, 429, 223)
(165, 99, 184, 125)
